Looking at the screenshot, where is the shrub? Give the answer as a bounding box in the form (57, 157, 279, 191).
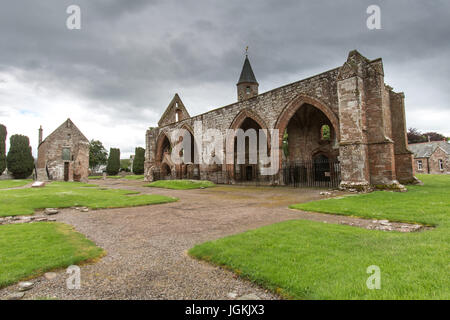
(106, 148, 120, 175)
(6, 134, 34, 179)
(133, 147, 145, 175)
(0, 124, 6, 174)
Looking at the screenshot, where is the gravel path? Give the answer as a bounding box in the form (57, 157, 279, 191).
(0, 180, 422, 300)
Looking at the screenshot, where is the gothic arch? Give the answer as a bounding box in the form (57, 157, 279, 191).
(227, 109, 271, 152)
(229, 108, 269, 132)
(274, 94, 340, 167)
(155, 131, 172, 165)
(179, 123, 197, 165)
(179, 123, 194, 136)
(226, 109, 271, 180)
(275, 94, 340, 145)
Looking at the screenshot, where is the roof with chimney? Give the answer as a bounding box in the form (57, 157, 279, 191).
(39, 118, 88, 147)
(237, 55, 258, 85)
(408, 141, 450, 158)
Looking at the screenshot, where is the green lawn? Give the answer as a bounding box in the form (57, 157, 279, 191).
(0, 179, 32, 189)
(0, 222, 104, 288)
(88, 175, 143, 180)
(189, 174, 450, 299)
(124, 175, 144, 180)
(88, 176, 102, 180)
(0, 181, 177, 217)
(145, 179, 215, 190)
(88, 175, 121, 180)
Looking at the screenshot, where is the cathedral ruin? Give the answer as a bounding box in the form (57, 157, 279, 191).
(144, 50, 418, 191)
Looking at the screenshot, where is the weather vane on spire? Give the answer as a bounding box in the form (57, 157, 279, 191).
(245, 46, 248, 56)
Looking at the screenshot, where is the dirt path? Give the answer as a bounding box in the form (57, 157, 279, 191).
(1, 182, 34, 190)
(0, 180, 421, 300)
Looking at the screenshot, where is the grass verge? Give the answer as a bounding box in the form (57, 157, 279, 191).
(0, 179, 32, 189)
(124, 175, 145, 180)
(0, 222, 104, 288)
(189, 174, 450, 299)
(0, 181, 177, 217)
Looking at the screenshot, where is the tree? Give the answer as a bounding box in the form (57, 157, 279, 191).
(407, 128, 426, 144)
(321, 124, 331, 140)
(89, 139, 108, 171)
(0, 124, 6, 174)
(423, 131, 446, 142)
(120, 159, 131, 172)
(133, 147, 145, 175)
(6, 134, 34, 179)
(407, 128, 447, 144)
(106, 148, 120, 175)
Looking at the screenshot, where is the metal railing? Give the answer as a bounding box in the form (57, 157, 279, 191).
(150, 160, 341, 188)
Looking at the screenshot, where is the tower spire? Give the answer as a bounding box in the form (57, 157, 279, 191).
(237, 51, 258, 101)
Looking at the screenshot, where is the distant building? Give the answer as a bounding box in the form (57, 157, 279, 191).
(37, 118, 90, 182)
(408, 141, 449, 174)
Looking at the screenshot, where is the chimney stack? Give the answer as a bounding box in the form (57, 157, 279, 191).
(38, 126, 43, 145)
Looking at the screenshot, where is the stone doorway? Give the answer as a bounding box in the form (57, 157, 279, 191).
(313, 154, 331, 182)
(233, 117, 266, 182)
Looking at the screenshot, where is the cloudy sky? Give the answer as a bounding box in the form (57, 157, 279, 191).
(0, 0, 449, 157)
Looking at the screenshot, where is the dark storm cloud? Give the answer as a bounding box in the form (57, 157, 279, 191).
(0, 0, 449, 138)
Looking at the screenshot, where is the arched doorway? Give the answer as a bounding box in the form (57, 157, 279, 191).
(275, 95, 340, 187)
(227, 110, 270, 183)
(179, 125, 199, 179)
(281, 103, 337, 163)
(233, 117, 263, 182)
(161, 163, 171, 179)
(156, 133, 171, 164)
(226, 110, 271, 183)
(313, 154, 331, 182)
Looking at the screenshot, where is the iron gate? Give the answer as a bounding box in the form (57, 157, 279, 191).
(282, 160, 341, 188)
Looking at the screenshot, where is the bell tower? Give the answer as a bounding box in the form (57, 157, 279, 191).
(237, 51, 258, 102)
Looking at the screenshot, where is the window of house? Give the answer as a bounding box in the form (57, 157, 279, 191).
(246, 86, 251, 94)
(62, 147, 71, 161)
(175, 111, 179, 122)
(417, 160, 423, 171)
(320, 125, 331, 141)
(439, 159, 444, 171)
